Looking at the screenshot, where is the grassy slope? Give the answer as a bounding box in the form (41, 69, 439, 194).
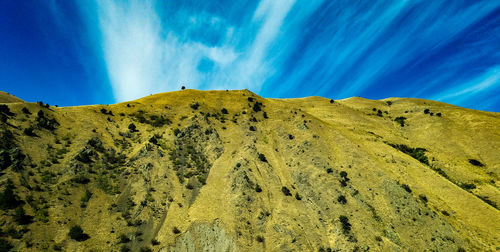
(0, 89, 498, 251)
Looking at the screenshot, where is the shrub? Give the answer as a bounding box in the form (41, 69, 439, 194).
(459, 183, 476, 190)
(388, 143, 429, 165)
(258, 153, 267, 163)
(394, 117, 406, 127)
(256, 235, 265, 243)
(69, 225, 89, 241)
(288, 134, 294, 140)
(248, 97, 255, 102)
(339, 215, 351, 234)
(424, 109, 430, 114)
(468, 159, 484, 167)
(221, 108, 228, 114)
(386, 101, 392, 106)
(253, 102, 263, 112)
(24, 127, 36, 136)
(172, 227, 181, 234)
(337, 195, 347, 204)
(119, 234, 131, 243)
(436, 112, 442, 117)
(0, 180, 21, 210)
(190, 102, 200, 110)
(181, 86, 186, 90)
(295, 192, 302, 200)
(0, 105, 14, 116)
(151, 239, 160, 245)
(14, 206, 32, 225)
(377, 110, 383, 117)
(340, 171, 348, 178)
(281, 186, 292, 196)
(173, 128, 181, 136)
(128, 123, 137, 132)
(401, 184, 412, 193)
(330, 99, 335, 104)
(255, 184, 262, 193)
(249, 126, 256, 131)
(419, 194, 428, 203)
(0, 238, 13, 251)
(263, 112, 268, 119)
(22, 107, 31, 114)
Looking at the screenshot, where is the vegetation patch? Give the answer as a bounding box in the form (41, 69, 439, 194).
(387, 143, 429, 165)
(468, 159, 484, 167)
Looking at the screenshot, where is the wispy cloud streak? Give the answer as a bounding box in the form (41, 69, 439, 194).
(71, 0, 500, 111)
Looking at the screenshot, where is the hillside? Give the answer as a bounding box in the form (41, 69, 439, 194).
(0, 89, 499, 251)
(0, 92, 24, 104)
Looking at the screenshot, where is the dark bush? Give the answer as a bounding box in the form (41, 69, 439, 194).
(181, 86, 186, 90)
(326, 168, 333, 173)
(295, 192, 302, 200)
(0, 238, 13, 252)
(248, 97, 255, 102)
(386, 101, 392, 106)
(255, 184, 262, 193)
(388, 143, 429, 165)
(419, 194, 428, 203)
(23, 127, 36, 137)
(468, 159, 484, 167)
(69, 225, 89, 241)
(190, 102, 200, 110)
(436, 112, 442, 117)
(263, 112, 268, 119)
(288, 134, 294, 140)
(0, 105, 14, 116)
(339, 215, 351, 234)
(258, 153, 267, 163)
(36, 110, 59, 130)
(172, 128, 181, 137)
(424, 109, 430, 114)
(140, 247, 152, 252)
(330, 99, 335, 104)
(256, 235, 265, 243)
(119, 234, 131, 243)
(0, 180, 21, 210)
(22, 107, 31, 114)
(249, 126, 256, 131)
(401, 184, 412, 193)
(221, 108, 228, 114)
(128, 123, 137, 132)
(172, 227, 181, 234)
(151, 239, 160, 245)
(253, 102, 263, 112)
(281, 186, 292, 196)
(337, 195, 347, 204)
(340, 171, 348, 178)
(459, 183, 476, 190)
(377, 110, 383, 117)
(100, 108, 108, 114)
(14, 206, 32, 225)
(394, 117, 406, 127)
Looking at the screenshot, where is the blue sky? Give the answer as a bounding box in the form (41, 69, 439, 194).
(1, 1, 500, 112)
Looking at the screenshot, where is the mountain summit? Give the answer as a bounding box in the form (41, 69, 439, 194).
(0, 89, 498, 251)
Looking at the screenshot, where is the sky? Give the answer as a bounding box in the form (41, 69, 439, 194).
(1, 1, 500, 112)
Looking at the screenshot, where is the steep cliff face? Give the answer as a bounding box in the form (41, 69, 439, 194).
(0, 90, 499, 251)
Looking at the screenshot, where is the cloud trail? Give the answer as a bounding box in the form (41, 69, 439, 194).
(70, 0, 500, 111)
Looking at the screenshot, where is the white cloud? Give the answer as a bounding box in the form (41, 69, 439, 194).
(432, 66, 500, 104)
(85, 0, 299, 102)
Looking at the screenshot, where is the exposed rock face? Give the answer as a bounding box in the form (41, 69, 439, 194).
(0, 89, 499, 251)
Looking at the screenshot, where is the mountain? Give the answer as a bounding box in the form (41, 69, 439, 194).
(0, 89, 498, 251)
